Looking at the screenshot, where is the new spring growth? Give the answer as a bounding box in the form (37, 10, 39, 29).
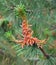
(14, 3, 26, 18)
(4, 31, 16, 41)
(14, 3, 48, 48)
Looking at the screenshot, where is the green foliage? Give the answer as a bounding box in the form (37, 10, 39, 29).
(0, 18, 8, 26)
(0, 0, 56, 65)
(37, 57, 56, 65)
(4, 31, 12, 38)
(13, 44, 43, 58)
(14, 3, 26, 17)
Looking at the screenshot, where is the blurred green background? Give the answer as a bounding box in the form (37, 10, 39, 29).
(0, 0, 56, 65)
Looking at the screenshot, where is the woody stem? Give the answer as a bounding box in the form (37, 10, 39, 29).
(39, 47, 50, 59)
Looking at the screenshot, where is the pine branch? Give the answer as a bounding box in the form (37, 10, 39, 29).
(39, 47, 50, 59)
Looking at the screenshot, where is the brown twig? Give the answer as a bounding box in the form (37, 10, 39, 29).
(39, 47, 50, 59)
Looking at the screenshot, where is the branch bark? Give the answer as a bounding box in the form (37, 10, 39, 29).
(39, 47, 50, 59)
